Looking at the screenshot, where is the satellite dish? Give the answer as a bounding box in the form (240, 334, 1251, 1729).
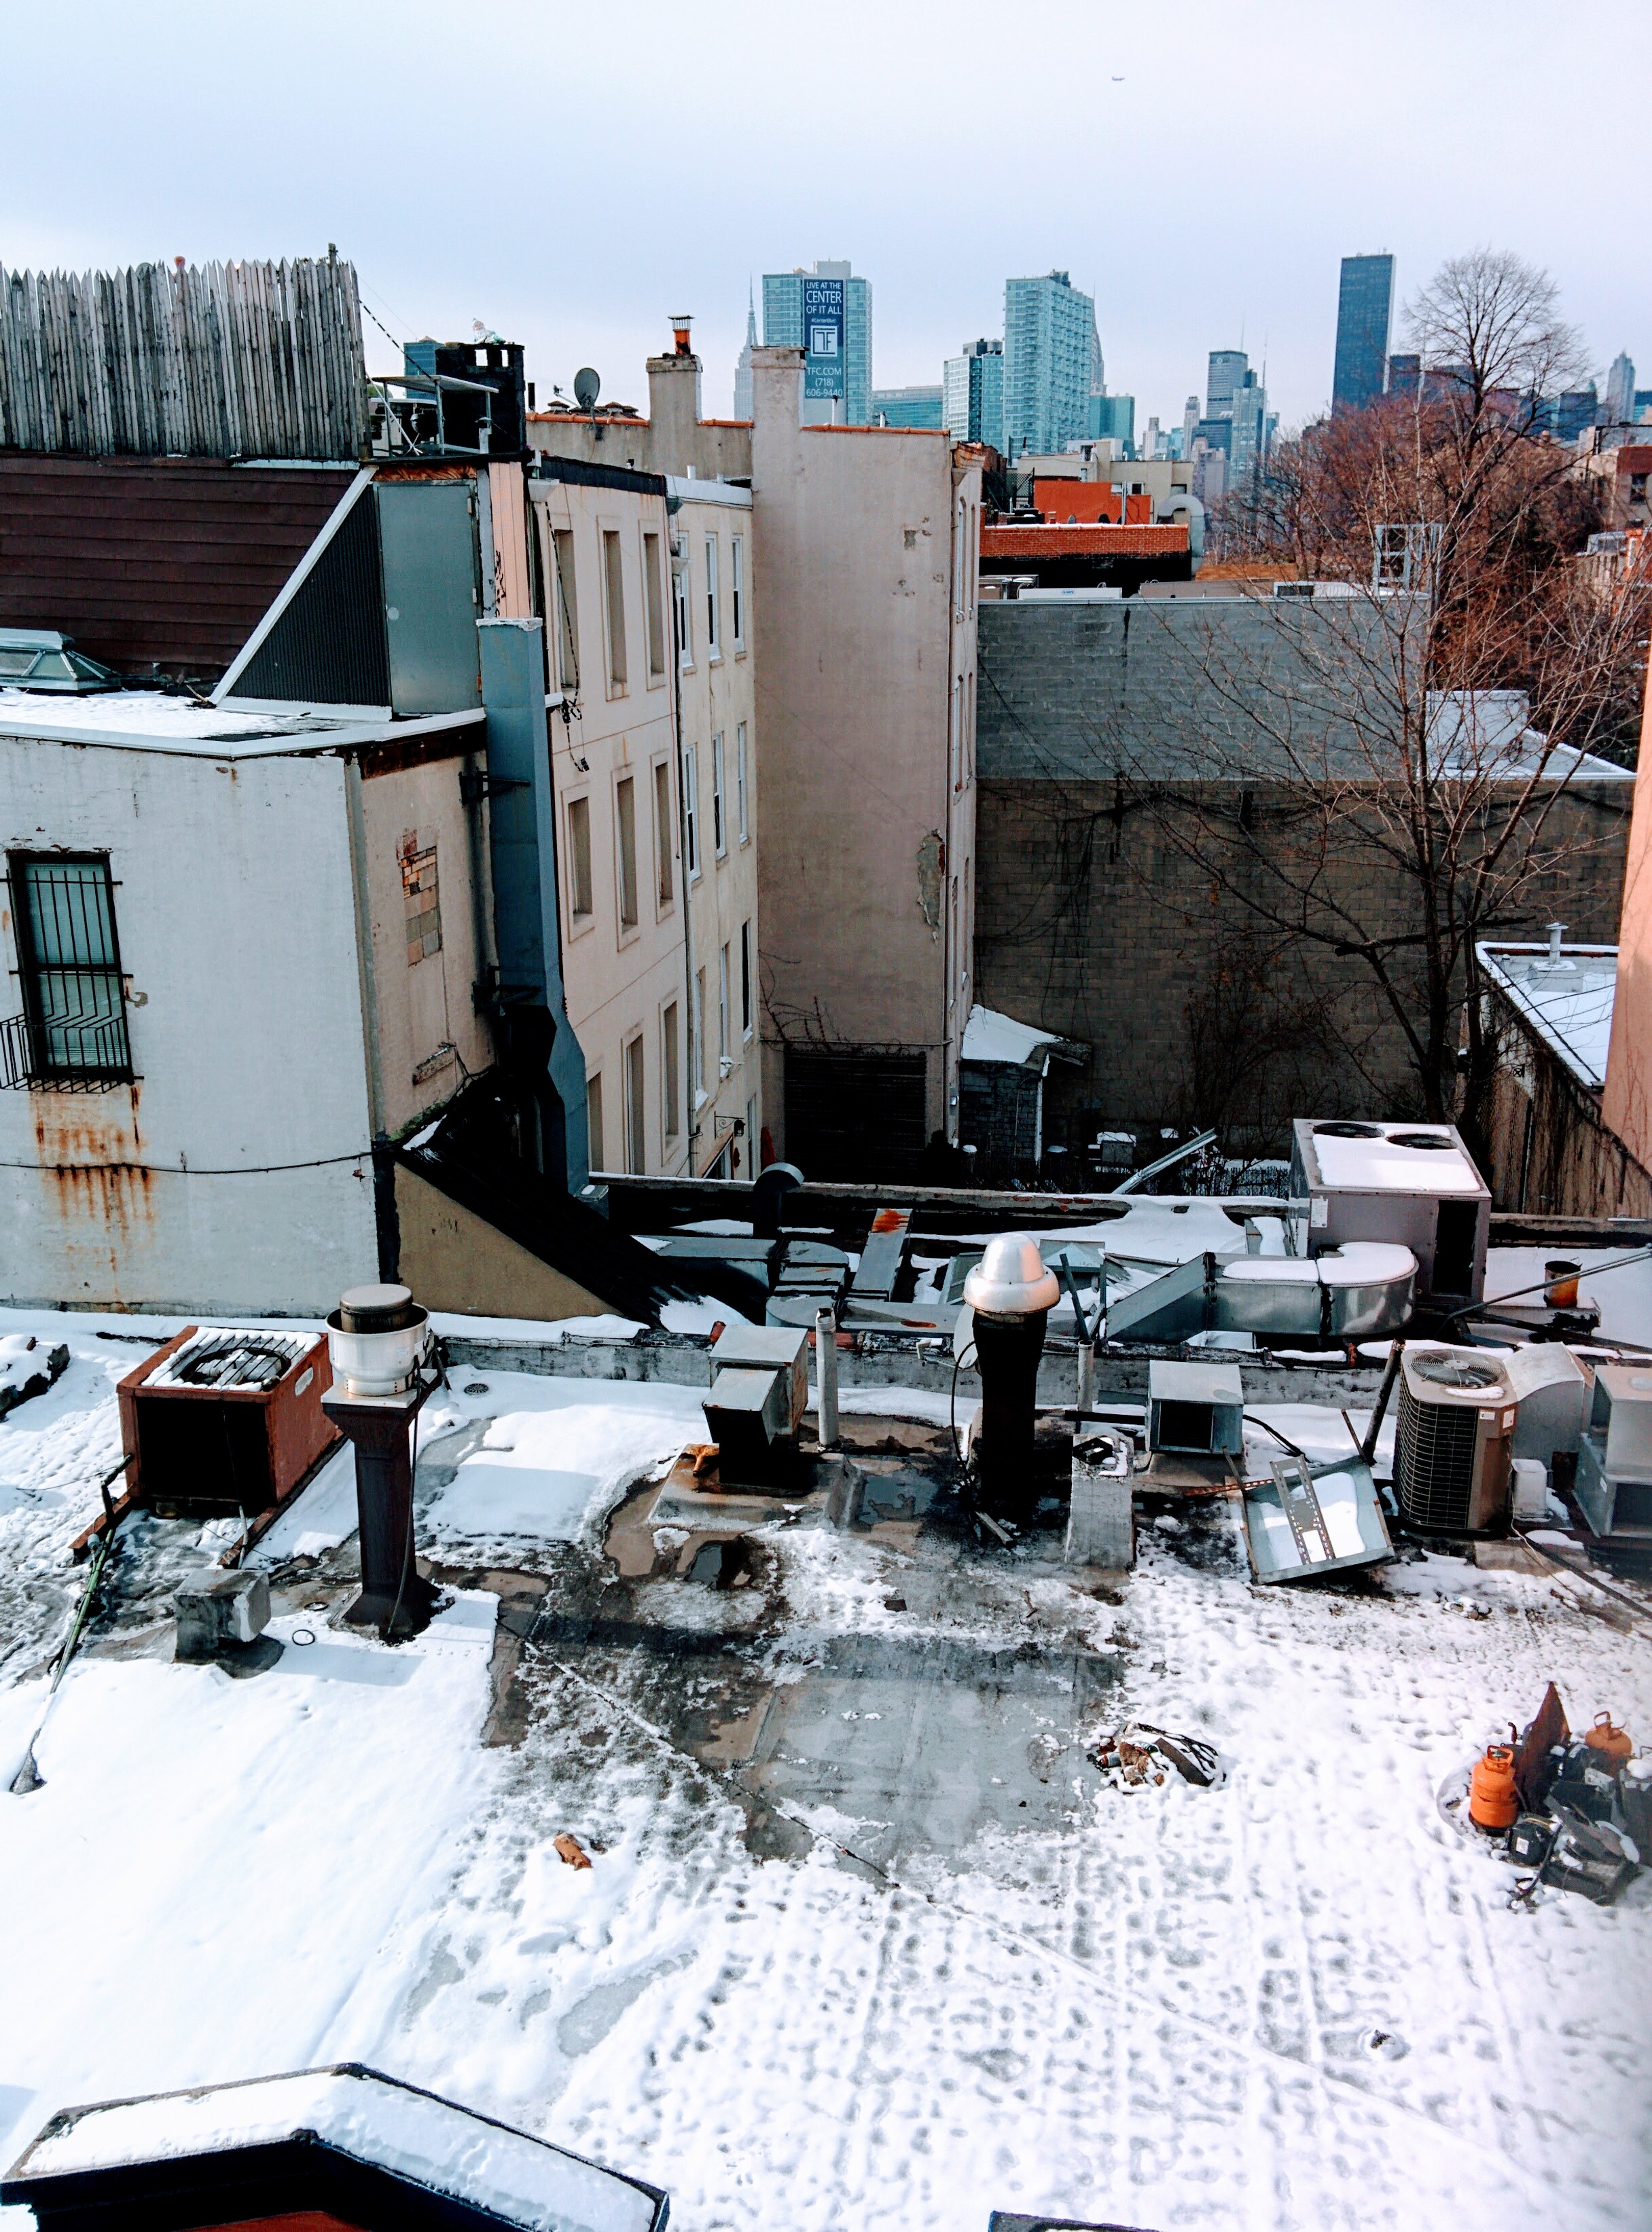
(573, 367, 600, 412)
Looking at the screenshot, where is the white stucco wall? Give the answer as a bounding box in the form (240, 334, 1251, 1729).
(671, 482, 761, 1176)
(1, 734, 378, 1314)
(531, 477, 686, 1177)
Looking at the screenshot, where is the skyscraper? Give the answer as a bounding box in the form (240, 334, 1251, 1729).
(761, 260, 873, 425)
(732, 286, 757, 419)
(1206, 350, 1248, 416)
(943, 338, 1004, 451)
(1606, 352, 1636, 427)
(1332, 253, 1395, 414)
(1003, 270, 1094, 459)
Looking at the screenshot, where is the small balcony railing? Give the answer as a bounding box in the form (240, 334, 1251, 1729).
(1, 1007, 134, 1092)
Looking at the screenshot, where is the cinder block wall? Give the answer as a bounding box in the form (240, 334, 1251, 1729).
(976, 777, 1630, 1151)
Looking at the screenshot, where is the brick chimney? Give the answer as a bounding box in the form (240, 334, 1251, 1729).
(647, 314, 703, 472)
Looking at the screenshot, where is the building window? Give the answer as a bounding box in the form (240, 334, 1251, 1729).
(745, 1092, 758, 1174)
(712, 732, 726, 858)
(731, 535, 744, 650)
(567, 795, 594, 921)
(683, 744, 700, 878)
(6, 853, 132, 1083)
(602, 530, 628, 691)
(736, 720, 749, 842)
(643, 530, 666, 681)
(552, 528, 579, 689)
(624, 1033, 646, 1173)
(586, 1070, 605, 1172)
(673, 556, 692, 668)
(718, 942, 730, 1067)
(615, 775, 639, 931)
(704, 535, 720, 658)
(653, 760, 674, 908)
(694, 966, 707, 1096)
(740, 918, 753, 1037)
(662, 1001, 681, 1140)
(399, 830, 441, 965)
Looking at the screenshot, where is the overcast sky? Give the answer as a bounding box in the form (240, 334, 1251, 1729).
(3, 0, 1642, 437)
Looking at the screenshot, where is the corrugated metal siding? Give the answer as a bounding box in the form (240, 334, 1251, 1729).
(234, 488, 390, 706)
(0, 455, 353, 679)
(0, 259, 367, 461)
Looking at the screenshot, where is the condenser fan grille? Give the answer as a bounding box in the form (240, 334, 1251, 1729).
(1412, 1354, 1500, 1390)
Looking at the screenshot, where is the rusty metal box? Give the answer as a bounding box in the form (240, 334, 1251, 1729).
(118, 1326, 340, 1518)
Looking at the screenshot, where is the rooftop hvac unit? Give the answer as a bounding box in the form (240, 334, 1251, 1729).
(704, 1323, 810, 1478)
(1575, 1365, 1652, 1541)
(1393, 1348, 1515, 1536)
(1289, 1119, 1490, 1302)
(118, 1327, 339, 1519)
(1147, 1358, 1244, 1457)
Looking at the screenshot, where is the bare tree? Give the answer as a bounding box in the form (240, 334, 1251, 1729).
(1102, 258, 1641, 1145)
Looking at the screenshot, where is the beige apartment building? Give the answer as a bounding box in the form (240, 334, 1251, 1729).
(531, 321, 983, 1184)
(749, 346, 984, 1181)
(668, 475, 760, 1174)
(528, 458, 687, 1178)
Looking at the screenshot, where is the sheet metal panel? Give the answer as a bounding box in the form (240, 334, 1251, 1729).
(378, 483, 481, 715)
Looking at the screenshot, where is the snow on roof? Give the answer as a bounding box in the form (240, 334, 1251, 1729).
(1424, 693, 1633, 785)
(0, 690, 483, 762)
(960, 1003, 1064, 1066)
(1477, 941, 1619, 1090)
(7, 2066, 662, 2232)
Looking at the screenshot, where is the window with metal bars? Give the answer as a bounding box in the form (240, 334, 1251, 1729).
(4, 854, 132, 1089)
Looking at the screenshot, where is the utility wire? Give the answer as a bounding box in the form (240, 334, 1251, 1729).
(0, 1150, 372, 1176)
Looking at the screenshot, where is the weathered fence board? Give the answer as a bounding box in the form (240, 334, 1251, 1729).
(0, 257, 367, 461)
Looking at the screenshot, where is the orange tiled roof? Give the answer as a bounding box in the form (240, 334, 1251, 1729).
(980, 522, 1189, 557)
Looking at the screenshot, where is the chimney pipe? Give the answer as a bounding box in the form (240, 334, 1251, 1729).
(1547, 921, 1566, 967)
(670, 313, 694, 357)
(322, 1284, 439, 1639)
(963, 1235, 1059, 1490)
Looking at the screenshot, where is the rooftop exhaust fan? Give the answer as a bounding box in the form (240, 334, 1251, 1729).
(1393, 1348, 1515, 1535)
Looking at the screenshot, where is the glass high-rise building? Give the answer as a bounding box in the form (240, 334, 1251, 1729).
(872, 386, 943, 429)
(943, 338, 1003, 451)
(1206, 350, 1248, 416)
(762, 261, 872, 425)
(1003, 270, 1094, 459)
(1332, 254, 1395, 415)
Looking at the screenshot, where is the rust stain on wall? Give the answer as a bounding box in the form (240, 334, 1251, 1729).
(32, 1087, 154, 1236)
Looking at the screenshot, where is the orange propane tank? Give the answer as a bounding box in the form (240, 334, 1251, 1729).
(1469, 1744, 1520, 1831)
(1585, 1712, 1633, 1765)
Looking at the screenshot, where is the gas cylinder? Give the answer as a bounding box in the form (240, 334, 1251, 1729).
(1585, 1712, 1633, 1765)
(1469, 1743, 1520, 1831)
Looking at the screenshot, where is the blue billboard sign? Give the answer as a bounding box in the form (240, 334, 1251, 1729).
(802, 276, 844, 401)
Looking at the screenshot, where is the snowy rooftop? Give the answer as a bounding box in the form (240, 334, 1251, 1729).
(1477, 941, 1620, 1090)
(961, 1003, 1070, 1066)
(1, 1285, 1651, 2232)
(0, 690, 482, 762)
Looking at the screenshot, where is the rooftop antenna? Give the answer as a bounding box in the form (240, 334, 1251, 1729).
(573, 365, 602, 441)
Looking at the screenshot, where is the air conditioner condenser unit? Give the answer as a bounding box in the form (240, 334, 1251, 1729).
(1393, 1348, 1515, 1535)
(1289, 1119, 1490, 1303)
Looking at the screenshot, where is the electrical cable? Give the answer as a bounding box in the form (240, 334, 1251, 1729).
(1242, 1411, 1310, 1462)
(0, 1150, 371, 1176)
(948, 1335, 977, 1469)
